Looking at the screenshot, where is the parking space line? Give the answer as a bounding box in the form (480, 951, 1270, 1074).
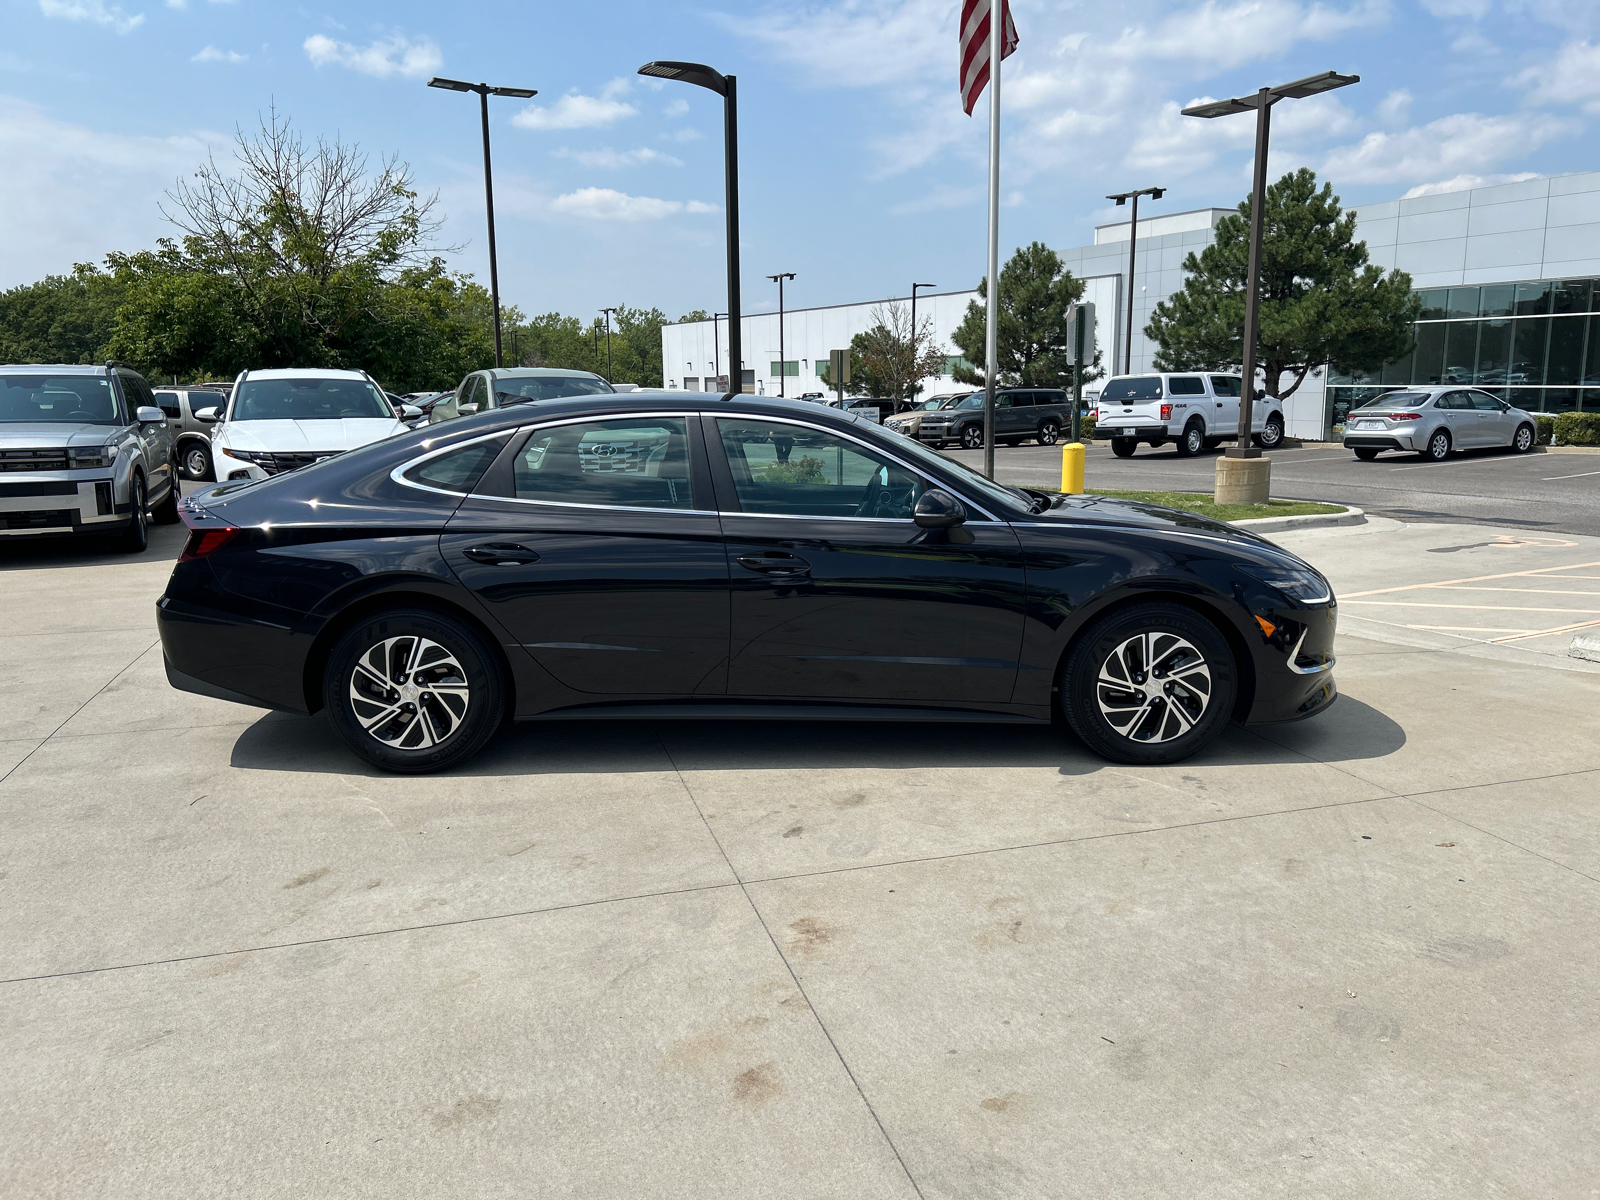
(1492, 617, 1600, 643)
(1345, 601, 1600, 613)
(1405, 624, 1541, 634)
(1341, 561, 1600, 599)
(1543, 469, 1600, 481)
(1434, 586, 1600, 595)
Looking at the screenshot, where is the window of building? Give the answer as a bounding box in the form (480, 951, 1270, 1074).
(770, 361, 799, 377)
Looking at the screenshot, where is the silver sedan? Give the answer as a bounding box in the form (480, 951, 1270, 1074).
(1342, 386, 1539, 462)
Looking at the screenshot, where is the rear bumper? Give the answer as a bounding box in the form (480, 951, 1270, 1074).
(1344, 429, 1419, 450)
(156, 590, 314, 713)
(1099, 422, 1170, 440)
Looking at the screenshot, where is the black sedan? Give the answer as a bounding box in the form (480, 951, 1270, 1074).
(157, 393, 1338, 773)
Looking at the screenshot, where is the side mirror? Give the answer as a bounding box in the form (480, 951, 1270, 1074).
(400, 404, 422, 419)
(459, 402, 480, 416)
(135, 405, 165, 425)
(913, 488, 967, 529)
(194, 406, 220, 423)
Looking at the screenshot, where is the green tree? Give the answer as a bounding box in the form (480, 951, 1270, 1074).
(1145, 168, 1421, 399)
(843, 303, 948, 410)
(951, 242, 1097, 390)
(0, 266, 125, 366)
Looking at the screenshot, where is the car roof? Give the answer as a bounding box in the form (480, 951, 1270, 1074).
(483, 367, 608, 380)
(240, 368, 370, 381)
(448, 389, 888, 436)
(0, 363, 109, 374)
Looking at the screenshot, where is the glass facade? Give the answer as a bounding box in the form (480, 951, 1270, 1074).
(1326, 276, 1600, 435)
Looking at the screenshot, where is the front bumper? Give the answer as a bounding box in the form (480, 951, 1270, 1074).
(1244, 599, 1339, 724)
(0, 472, 127, 537)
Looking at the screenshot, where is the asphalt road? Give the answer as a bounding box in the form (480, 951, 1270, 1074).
(941, 439, 1600, 537)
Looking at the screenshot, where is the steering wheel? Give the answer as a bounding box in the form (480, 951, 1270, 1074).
(853, 472, 885, 517)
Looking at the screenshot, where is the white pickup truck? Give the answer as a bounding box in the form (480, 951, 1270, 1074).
(1092, 373, 1286, 458)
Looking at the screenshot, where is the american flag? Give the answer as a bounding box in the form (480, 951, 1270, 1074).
(960, 0, 1018, 116)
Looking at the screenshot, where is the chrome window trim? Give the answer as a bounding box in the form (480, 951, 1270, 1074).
(711, 411, 1004, 523)
(462, 494, 718, 518)
(391, 430, 515, 499)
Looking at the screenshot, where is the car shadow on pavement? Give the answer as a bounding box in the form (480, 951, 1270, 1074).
(227, 694, 1405, 778)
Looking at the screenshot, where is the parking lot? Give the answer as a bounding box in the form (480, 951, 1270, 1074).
(945, 440, 1600, 537)
(4, 505, 1600, 1197)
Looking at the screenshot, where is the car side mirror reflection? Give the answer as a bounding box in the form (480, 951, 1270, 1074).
(458, 402, 479, 416)
(400, 404, 422, 419)
(194, 406, 219, 423)
(913, 488, 967, 529)
(135, 405, 165, 425)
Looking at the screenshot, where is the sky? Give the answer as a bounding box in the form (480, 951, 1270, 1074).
(3, 0, 1599, 323)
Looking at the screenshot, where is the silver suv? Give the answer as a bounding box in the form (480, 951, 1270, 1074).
(153, 387, 229, 480)
(0, 363, 180, 552)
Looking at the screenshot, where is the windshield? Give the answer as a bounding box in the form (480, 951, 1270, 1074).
(0, 373, 122, 425)
(923, 394, 969, 410)
(1100, 377, 1164, 401)
(1358, 391, 1430, 409)
(231, 377, 392, 421)
(875, 426, 1029, 513)
(495, 377, 615, 403)
(955, 394, 987, 410)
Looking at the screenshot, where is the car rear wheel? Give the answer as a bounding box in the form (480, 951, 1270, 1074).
(116, 474, 148, 553)
(1060, 601, 1237, 765)
(323, 608, 505, 774)
(960, 423, 984, 450)
(1174, 421, 1204, 457)
(1422, 428, 1451, 461)
(1037, 419, 1060, 445)
(1353, 447, 1380, 461)
(1513, 423, 1535, 453)
(1111, 437, 1137, 458)
(182, 441, 213, 481)
(151, 467, 180, 524)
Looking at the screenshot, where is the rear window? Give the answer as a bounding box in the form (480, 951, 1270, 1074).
(1100, 377, 1163, 401)
(494, 377, 615, 404)
(1357, 391, 1430, 409)
(1169, 376, 1205, 396)
(402, 437, 507, 493)
(1209, 376, 1242, 397)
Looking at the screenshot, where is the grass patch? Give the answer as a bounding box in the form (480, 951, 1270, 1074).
(1041, 487, 1346, 523)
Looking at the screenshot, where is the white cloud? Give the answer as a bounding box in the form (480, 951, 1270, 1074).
(302, 32, 441, 80)
(0, 95, 222, 286)
(191, 45, 246, 64)
(1320, 112, 1574, 183)
(548, 187, 717, 221)
(1420, 0, 1490, 16)
(663, 98, 689, 117)
(554, 146, 682, 169)
(1516, 39, 1600, 112)
(512, 88, 638, 131)
(660, 127, 702, 143)
(38, 0, 144, 34)
(888, 184, 982, 215)
(1376, 88, 1412, 124)
(1402, 172, 1541, 198)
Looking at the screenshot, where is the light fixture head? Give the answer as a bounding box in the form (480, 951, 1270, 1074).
(1111, 195, 1127, 206)
(427, 77, 477, 93)
(1180, 96, 1256, 119)
(638, 60, 727, 96)
(1151, 187, 1166, 200)
(1271, 70, 1360, 100)
(488, 86, 538, 99)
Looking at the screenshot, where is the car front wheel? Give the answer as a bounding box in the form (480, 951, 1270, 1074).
(323, 608, 506, 774)
(1513, 423, 1535, 453)
(116, 474, 148, 553)
(1254, 415, 1285, 449)
(960, 423, 985, 450)
(1060, 601, 1237, 765)
(1423, 428, 1452, 461)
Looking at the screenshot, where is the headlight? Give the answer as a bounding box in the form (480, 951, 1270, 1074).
(1239, 564, 1332, 605)
(222, 448, 258, 463)
(69, 445, 118, 469)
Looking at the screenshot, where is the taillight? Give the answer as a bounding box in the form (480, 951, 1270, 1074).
(1160, 404, 1173, 420)
(1393, 413, 1421, 421)
(1088, 408, 1099, 421)
(178, 527, 241, 563)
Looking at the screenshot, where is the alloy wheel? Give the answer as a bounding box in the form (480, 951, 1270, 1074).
(1095, 631, 1213, 744)
(184, 444, 211, 480)
(1427, 430, 1451, 461)
(1514, 424, 1534, 453)
(961, 424, 984, 449)
(348, 635, 471, 750)
(1038, 421, 1059, 445)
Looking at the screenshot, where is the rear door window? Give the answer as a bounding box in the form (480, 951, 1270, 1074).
(514, 417, 694, 510)
(1209, 376, 1242, 397)
(1168, 376, 1206, 396)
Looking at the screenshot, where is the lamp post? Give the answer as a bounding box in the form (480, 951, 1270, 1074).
(640, 60, 741, 397)
(909, 282, 936, 411)
(1105, 187, 1165, 376)
(427, 77, 538, 369)
(1183, 69, 1359, 504)
(766, 273, 795, 397)
(599, 307, 617, 383)
(713, 312, 727, 391)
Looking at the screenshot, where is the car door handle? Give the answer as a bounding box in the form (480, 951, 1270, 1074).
(463, 543, 541, 566)
(737, 552, 811, 576)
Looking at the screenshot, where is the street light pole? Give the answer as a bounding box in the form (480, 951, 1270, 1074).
(910, 282, 936, 412)
(640, 61, 741, 397)
(767, 273, 795, 397)
(427, 77, 539, 369)
(1182, 69, 1359, 504)
(713, 312, 727, 391)
(1105, 186, 1165, 376)
(599, 307, 617, 383)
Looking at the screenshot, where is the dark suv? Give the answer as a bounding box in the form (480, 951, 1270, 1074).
(914, 388, 1071, 449)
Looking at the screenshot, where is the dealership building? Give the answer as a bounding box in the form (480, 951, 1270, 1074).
(660, 170, 1600, 439)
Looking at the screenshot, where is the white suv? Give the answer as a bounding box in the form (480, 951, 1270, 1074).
(205, 368, 410, 482)
(1093, 373, 1285, 458)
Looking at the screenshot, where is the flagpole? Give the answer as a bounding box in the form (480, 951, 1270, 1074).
(982, 0, 1001, 481)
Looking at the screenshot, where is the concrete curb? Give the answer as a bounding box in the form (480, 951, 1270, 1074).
(1572, 632, 1600, 663)
(1231, 505, 1366, 534)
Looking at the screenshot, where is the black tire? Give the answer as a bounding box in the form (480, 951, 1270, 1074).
(960, 423, 985, 450)
(1512, 423, 1535, 454)
(1422, 428, 1451, 462)
(323, 608, 506, 774)
(1174, 421, 1204, 457)
(1353, 447, 1380, 461)
(1037, 419, 1060, 445)
(1111, 437, 1137, 458)
(151, 468, 181, 524)
(1060, 601, 1237, 765)
(1254, 415, 1285, 449)
(117, 474, 148, 553)
(1203, 437, 1224, 450)
(1001, 438, 1022, 447)
(182, 440, 213, 481)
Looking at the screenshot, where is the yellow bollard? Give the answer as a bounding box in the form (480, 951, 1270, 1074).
(1060, 442, 1086, 494)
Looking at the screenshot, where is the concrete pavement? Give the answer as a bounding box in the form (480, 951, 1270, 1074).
(3, 517, 1599, 1198)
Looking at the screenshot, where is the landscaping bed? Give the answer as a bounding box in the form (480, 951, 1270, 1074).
(1049, 487, 1347, 524)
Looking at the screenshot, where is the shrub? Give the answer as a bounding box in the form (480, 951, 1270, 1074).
(1535, 414, 1555, 445)
(1553, 411, 1600, 447)
(1073, 416, 1098, 443)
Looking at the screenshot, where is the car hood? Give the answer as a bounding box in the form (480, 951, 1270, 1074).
(215, 418, 406, 453)
(0, 424, 125, 450)
(1025, 493, 1264, 543)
